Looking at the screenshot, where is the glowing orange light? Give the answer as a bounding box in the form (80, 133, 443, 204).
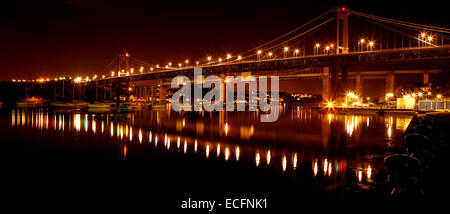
(123, 145, 127, 158)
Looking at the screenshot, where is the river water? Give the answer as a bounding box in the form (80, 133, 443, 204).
(0, 105, 412, 208)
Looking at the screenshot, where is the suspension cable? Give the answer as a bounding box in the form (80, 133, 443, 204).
(351, 10, 450, 34)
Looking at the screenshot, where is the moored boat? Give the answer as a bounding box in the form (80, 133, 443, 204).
(16, 97, 45, 108)
(88, 103, 111, 109)
(51, 102, 88, 109)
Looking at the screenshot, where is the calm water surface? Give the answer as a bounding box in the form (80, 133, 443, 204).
(1, 105, 412, 206)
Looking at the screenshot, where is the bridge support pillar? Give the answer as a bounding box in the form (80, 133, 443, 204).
(423, 70, 429, 86)
(386, 71, 395, 95)
(144, 87, 147, 100)
(337, 7, 349, 54)
(95, 82, 98, 100)
(150, 86, 155, 103)
(221, 74, 226, 104)
(159, 80, 166, 103)
(143, 87, 147, 102)
(62, 80, 65, 99)
(83, 84, 86, 100)
(356, 72, 363, 97)
(125, 82, 130, 102)
(322, 67, 332, 102)
(114, 83, 121, 104)
(103, 81, 107, 100)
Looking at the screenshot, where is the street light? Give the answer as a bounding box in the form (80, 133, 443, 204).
(237, 55, 242, 61)
(359, 39, 365, 51)
(314, 43, 320, 55)
(368, 41, 374, 51)
(268, 52, 273, 58)
(257, 50, 262, 60)
(207, 56, 212, 63)
(427, 36, 433, 46)
(226, 54, 232, 62)
(294, 49, 299, 57)
(218, 58, 223, 63)
(420, 33, 426, 47)
(283, 47, 289, 58)
(185, 59, 189, 65)
(326, 101, 334, 108)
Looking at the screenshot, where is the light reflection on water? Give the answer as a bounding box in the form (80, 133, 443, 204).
(9, 107, 413, 191)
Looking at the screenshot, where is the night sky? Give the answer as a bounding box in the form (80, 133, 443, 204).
(1, 0, 449, 82)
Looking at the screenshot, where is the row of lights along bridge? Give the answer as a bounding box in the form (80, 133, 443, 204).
(11, 32, 440, 83)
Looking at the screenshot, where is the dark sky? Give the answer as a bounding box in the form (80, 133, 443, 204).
(1, 0, 449, 80)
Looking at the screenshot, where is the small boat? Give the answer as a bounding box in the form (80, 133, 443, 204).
(16, 97, 45, 108)
(51, 102, 88, 109)
(118, 102, 142, 112)
(16, 101, 35, 107)
(88, 103, 111, 109)
(150, 104, 166, 110)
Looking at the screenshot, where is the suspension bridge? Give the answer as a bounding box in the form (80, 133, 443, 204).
(62, 7, 450, 103)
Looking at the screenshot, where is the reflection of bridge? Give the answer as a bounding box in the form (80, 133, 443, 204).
(79, 7, 450, 103)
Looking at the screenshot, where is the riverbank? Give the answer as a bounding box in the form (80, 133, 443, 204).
(315, 106, 443, 116)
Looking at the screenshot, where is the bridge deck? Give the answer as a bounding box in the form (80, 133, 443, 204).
(92, 46, 450, 84)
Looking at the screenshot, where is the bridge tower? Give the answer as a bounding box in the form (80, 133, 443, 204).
(336, 7, 349, 54)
